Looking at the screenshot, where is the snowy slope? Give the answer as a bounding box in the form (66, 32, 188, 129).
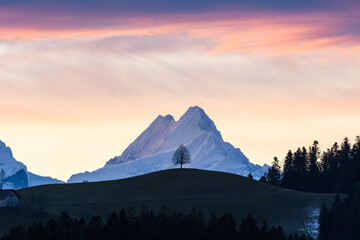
(27, 172, 64, 187)
(68, 106, 269, 183)
(0, 140, 63, 189)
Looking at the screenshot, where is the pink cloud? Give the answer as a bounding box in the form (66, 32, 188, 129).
(0, 7, 359, 58)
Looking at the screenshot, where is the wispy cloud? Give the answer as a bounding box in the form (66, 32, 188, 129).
(1, 35, 360, 122)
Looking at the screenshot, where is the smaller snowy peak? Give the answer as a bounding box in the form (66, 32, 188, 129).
(0, 140, 27, 177)
(0, 140, 64, 188)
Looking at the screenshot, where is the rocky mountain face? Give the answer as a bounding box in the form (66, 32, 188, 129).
(4, 169, 28, 189)
(68, 106, 269, 183)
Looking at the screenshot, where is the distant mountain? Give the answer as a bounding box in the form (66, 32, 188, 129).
(68, 106, 269, 183)
(0, 140, 63, 189)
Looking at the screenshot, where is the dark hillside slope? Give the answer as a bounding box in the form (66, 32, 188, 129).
(20, 169, 282, 203)
(1, 169, 335, 235)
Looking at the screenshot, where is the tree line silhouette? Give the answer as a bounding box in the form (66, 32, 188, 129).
(1, 206, 312, 240)
(260, 136, 360, 193)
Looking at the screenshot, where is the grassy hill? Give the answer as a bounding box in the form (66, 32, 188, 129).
(0, 169, 336, 235)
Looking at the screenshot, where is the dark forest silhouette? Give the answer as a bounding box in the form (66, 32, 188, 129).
(260, 137, 360, 193)
(1, 207, 312, 240)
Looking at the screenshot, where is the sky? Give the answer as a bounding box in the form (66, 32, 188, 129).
(1, 0, 360, 181)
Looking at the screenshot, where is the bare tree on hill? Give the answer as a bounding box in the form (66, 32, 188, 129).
(172, 145, 191, 169)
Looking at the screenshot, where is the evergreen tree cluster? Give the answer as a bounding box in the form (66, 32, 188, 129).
(1, 206, 312, 240)
(318, 193, 360, 240)
(261, 137, 360, 193)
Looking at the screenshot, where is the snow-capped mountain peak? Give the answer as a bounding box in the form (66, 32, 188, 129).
(68, 106, 268, 183)
(107, 106, 222, 166)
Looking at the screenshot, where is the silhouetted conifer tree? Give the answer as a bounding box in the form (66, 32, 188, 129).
(266, 157, 282, 187)
(307, 141, 320, 192)
(281, 150, 295, 189)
